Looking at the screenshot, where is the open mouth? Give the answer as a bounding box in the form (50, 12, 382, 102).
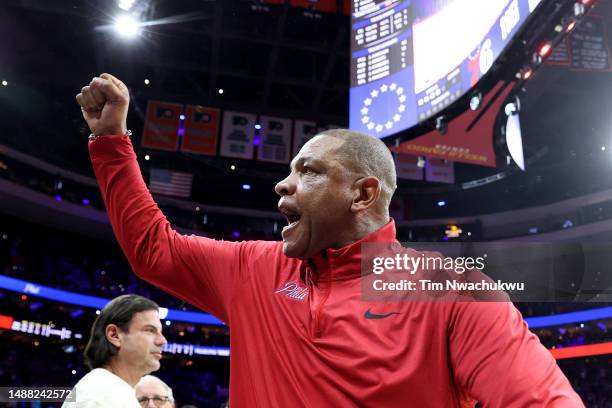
(279, 206, 301, 236)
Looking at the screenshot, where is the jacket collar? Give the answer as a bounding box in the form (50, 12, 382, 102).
(304, 219, 398, 284)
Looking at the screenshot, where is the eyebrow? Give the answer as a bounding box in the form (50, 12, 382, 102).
(143, 324, 162, 333)
(290, 156, 325, 170)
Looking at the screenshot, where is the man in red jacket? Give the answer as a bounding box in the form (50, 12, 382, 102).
(76, 74, 584, 407)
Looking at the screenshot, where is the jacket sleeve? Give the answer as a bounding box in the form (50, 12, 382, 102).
(88, 134, 267, 323)
(449, 301, 584, 407)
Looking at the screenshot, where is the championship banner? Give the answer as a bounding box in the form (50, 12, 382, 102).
(425, 158, 455, 184)
(392, 81, 514, 167)
(180, 105, 220, 156)
(219, 111, 256, 159)
(548, 38, 569, 66)
(394, 153, 424, 181)
(257, 116, 292, 164)
(292, 120, 320, 156)
(569, 15, 611, 72)
(141, 101, 183, 151)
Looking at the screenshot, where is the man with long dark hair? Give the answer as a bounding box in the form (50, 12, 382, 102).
(62, 294, 167, 407)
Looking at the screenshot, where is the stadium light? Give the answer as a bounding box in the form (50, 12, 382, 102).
(114, 15, 141, 38)
(242, 184, 251, 190)
(437, 200, 446, 207)
(144, 78, 150, 85)
(218, 88, 224, 94)
(521, 67, 533, 80)
(118, 0, 136, 11)
(1, 80, 7, 86)
(538, 43, 552, 57)
(469, 92, 482, 111)
(566, 20, 577, 32)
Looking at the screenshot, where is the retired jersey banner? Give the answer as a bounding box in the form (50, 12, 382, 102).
(180, 105, 220, 155)
(569, 15, 612, 72)
(392, 81, 513, 167)
(257, 116, 292, 164)
(394, 154, 424, 181)
(426, 158, 454, 184)
(292, 120, 320, 156)
(141, 101, 183, 151)
(219, 111, 256, 159)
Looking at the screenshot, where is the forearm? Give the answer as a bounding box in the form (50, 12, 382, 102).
(88, 134, 175, 278)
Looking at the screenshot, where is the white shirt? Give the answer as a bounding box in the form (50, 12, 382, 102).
(61, 368, 141, 408)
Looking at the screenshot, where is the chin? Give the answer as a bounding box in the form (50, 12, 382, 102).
(282, 242, 307, 260)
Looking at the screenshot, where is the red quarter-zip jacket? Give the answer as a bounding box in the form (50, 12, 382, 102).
(89, 135, 583, 407)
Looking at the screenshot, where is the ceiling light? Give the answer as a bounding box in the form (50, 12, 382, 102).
(114, 15, 140, 38)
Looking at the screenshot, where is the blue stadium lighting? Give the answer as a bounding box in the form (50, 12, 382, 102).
(179, 114, 186, 120)
(0, 275, 224, 326)
(255, 124, 262, 130)
(524, 306, 612, 328)
(242, 184, 251, 190)
(437, 200, 446, 207)
(232, 232, 241, 237)
(55, 196, 62, 201)
(3, 274, 609, 329)
(82, 199, 90, 205)
(165, 320, 171, 326)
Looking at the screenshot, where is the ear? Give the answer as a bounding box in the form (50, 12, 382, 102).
(350, 177, 381, 213)
(105, 324, 122, 348)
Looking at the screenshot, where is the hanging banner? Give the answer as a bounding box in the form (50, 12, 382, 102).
(569, 15, 612, 72)
(392, 81, 513, 167)
(425, 158, 455, 184)
(292, 120, 320, 156)
(141, 101, 182, 151)
(257, 116, 292, 164)
(180, 105, 220, 156)
(548, 38, 570, 66)
(394, 154, 424, 181)
(219, 111, 256, 159)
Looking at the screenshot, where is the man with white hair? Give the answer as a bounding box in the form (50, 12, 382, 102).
(135, 375, 175, 408)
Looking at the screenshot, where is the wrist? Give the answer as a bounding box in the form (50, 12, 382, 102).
(89, 129, 132, 141)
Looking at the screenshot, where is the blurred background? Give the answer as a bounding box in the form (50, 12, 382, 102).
(0, 0, 611, 406)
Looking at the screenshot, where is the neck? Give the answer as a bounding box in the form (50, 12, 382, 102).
(330, 214, 389, 250)
(103, 359, 142, 388)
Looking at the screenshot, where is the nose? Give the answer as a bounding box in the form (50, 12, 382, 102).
(275, 173, 296, 197)
(157, 332, 167, 347)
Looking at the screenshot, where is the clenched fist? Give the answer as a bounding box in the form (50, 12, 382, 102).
(76, 73, 130, 137)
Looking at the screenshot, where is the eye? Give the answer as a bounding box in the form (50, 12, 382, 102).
(302, 166, 316, 174)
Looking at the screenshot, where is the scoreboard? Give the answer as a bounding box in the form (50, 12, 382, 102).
(349, 0, 543, 139)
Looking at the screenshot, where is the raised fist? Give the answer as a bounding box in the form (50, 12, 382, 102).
(76, 73, 130, 137)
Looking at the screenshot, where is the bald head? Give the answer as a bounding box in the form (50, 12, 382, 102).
(317, 129, 397, 209)
(135, 375, 175, 407)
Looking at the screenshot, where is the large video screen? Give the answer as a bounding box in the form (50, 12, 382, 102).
(349, 0, 543, 139)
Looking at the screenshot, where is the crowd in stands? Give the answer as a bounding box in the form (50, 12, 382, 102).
(7, 148, 612, 241)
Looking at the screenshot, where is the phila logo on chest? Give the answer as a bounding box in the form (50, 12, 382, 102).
(274, 281, 309, 300)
